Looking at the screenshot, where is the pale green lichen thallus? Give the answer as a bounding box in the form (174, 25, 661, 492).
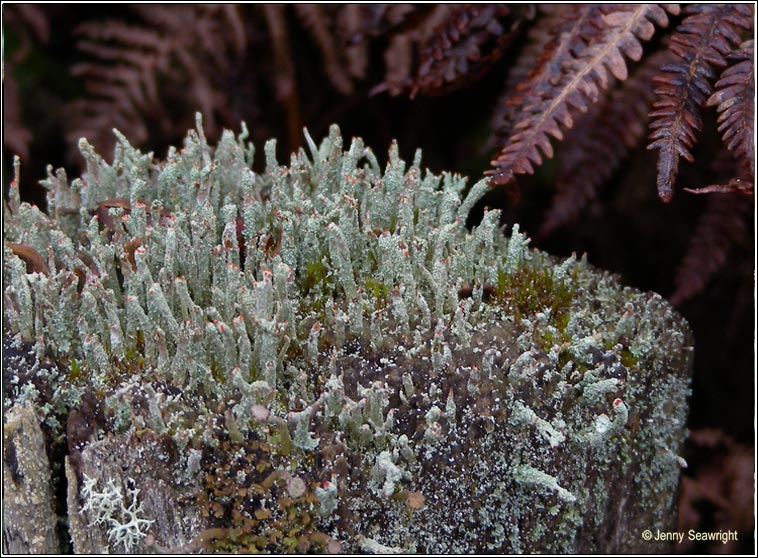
(3, 114, 693, 553)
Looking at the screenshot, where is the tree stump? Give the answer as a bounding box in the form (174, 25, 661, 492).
(3, 120, 693, 553)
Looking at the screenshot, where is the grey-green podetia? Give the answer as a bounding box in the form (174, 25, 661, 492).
(3, 115, 693, 553)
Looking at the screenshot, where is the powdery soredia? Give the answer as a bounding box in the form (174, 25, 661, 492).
(3, 115, 693, 553)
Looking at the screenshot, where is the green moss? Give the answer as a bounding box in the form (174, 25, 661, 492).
(68, 357, 82, 382)
(301, 261, 328, 298)
(198, 427, 333, 554)
(363, 278, 390, 306)
(496, 266, 573, 324)
(620, 349, 639, 368)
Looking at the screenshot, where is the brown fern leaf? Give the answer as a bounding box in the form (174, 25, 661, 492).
(340, 4, 423, 44)
(379, 34, 415, 97)
(3, 65, 32, 160)
(300, 4, 425, 91)
(70, 20, 176, 153)
(10, 4, 49, 42)
(371, 5, 456, 96)
(136, 4, 246, 61)
(491, 5, 599, 148)
(670, 194, 751, 305)
(647, 4, 752, 203)
(684, 146, 755, 196)
(684, 177, 754, 196)
(540, 49, 677, 238)
(3, 4, 49, 63)
(706, 40, 755, 177)
(486, 27, 547, 152)
(488, 4, 678, 187)
(3, 5, 50, 161)
(68, 6, 247, 157)
(336, 5, 371, 80)
(409, 4, 526, 99)
(134, 5, 246, 129)
(294, 5, 354, 95)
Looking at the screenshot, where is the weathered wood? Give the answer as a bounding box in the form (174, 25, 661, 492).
(10, 304, 692, 554)
(65, 432, 207, 554)
(2, 403, 60, 554)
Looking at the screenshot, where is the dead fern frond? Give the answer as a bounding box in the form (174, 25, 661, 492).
(408, 4, 525, 99)
(3, 4, 49, 63)
(670, 194, 751, 305)
(647, 4, 752, 202)
(371, 5, 455, 96)
(684, 177, 754, 196)
(68, 5, 247, 156)
(2, 5, 50, 160)
(489, 4, 578, 149)
(540, 49, 676, 238)
(336, 5, 371, 80)
(294, 5, 354, 95)
(3, 66, 32, 160)
(706, 39, 755, 178)
(340, 4, 421, 44)
(488, 4, 678, 187)
(135, 4, 246, 62)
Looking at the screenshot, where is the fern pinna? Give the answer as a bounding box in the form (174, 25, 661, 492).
(488, 5, 680, 187)
(704, 38, 755, 187)
(647, 4, 753, 202)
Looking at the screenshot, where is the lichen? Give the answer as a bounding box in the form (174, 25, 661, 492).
(3, 115, 693, 553)
(79, 474, 154, 552)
